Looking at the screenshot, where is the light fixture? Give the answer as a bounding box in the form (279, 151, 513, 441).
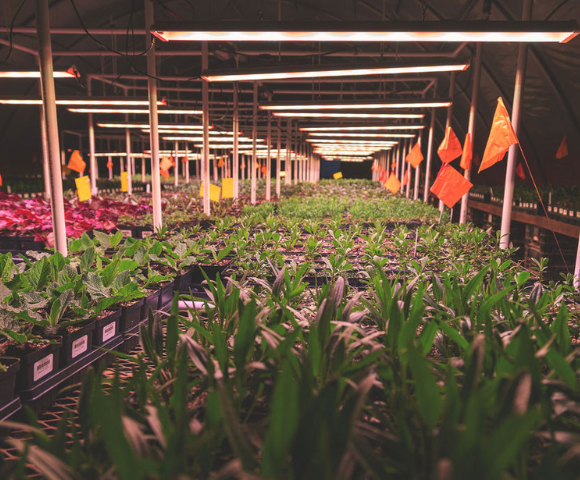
(0, 71, 76, 78)
(300, 125, 425, 131)
(68, 108, 202, 115)
(162, 136, 262, 142)
(307, 139, 398, 144)
(202, 60, 469, 82)
(152, 20, 578, 43)
(261, 99, 451, 111)
(195, 144, 261, 149)
(308, 132, 416, 138)
(272, 112, 424, 119)
(97, 123, 205, 129)
(0, 98, 165, 106)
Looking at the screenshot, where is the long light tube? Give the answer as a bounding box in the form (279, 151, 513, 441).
(261, 99, 451, 111)
(163, 136, 262, 142)
(0, 71, 76, 78)
(308, 132, 416, 138)
(0, 98, 165, 106)
(68, 108, 202, 114)
(202, 60, 469, 82)
(272, 112, 424, 119)
(97, 123, 205, 129)
(300, 125, 425, 131)
(152, 20, 578, 43)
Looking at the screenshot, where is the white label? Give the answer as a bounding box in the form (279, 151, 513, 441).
(120, 229, 132, 237)
(72, 335, 88, 358)
(102, 322, 116, 342)
(33, 353, 54, 382)
(141, 230, 153, 237)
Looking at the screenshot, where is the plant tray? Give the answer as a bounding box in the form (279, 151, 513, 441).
(159, 280, 176, 310)
(142, 288, 161, 320)
(189, 258, 233, 285)
(0, 357, 20, 407)
(119, 298, 146, 333)
(59, 321, 96, 369)
(94, 310, 122, 346)
(13, 340, 62, 393)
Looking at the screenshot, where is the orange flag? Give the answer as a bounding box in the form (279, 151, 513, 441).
(516, 163, 526, 180)
(106, 159, 113, 169)
(0, 173, 2, 187)
(405, 142, 424, 167)
(460, 133, 473, 170)
(218, 158, 225, 168)
(556, 135, 568, 159)
(385, 173, 401, 194)
(430, 166, 473, 208)
(379, 170, 388, 183)
(67, 150, 86, 174)
(181, 156, 188, 163)
(261, 165, 267, 175)
(402, 169, 410, 187)
(241, 161, 246, 169)
(378, 165, 382, 172)
(160, 156, 172, 178)
(371, 163, 375, 171)
(479, 97, 519, 173)
(169, 155, 175, 167)
(437, 127, 463, 164)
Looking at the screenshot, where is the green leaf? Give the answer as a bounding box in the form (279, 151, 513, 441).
(110, 230, 123, 248)
(80, 247, 96, 272)
(261, 361, 299, 479)
(406, 344, 442, 430)
(101, 259, 120, 288)
(233, 301, 256, 371)
(28, 257, 51, 291)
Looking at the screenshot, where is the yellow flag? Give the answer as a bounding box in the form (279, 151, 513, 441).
(222, 178, 233, 199)
(120, 171, 128, 192)
(75, 176, 91, 202)
(333, 172, 343, 179)
(200, 182, 222, 202)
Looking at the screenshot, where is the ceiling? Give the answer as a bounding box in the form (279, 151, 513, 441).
(0, 0, 579, 185)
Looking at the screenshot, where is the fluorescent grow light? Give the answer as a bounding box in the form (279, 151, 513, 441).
(0, 98, 165, 106)
(261, 99, 451, 111)
(69, 108, 202, 115)
(97, 123, 205, 129)
(202, 60, 469, 82)
(272, 112, 424, 119)
(308, 132, 416, 138)
(152, 20, 578, 43)
(0, 71, 76, 78)
(300, 125, 425, 131)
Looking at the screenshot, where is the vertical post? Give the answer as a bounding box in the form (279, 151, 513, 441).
(459, 44, 482, 224)
(39, 108, 52, 200)
(500, 0, 532, 249)
(413, 133, 421, 201)
(276, 118, 282, 198)
(36, 0, 67, 255)
(174, 140, 179, 187)
(285, 119, 291, 186)
(574, 235, 580, 289)
(293, 125, 299, 185)
(202, 42, 210, 215)
(185, 142, 190, 183)
(87, 82, 97, 194)
(266, 109, 272, 201)
(251, 82, 258, 205)
(405, 139, 412, 198)
(233, 83, 239, 199)
(125, 112, 132, 195)
(145, 0, 162, 229)
(395, 143, 401, 180)
(423, 108, 436, 202)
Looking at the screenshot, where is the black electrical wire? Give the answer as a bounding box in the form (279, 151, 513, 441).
(0, 0, 28, 67)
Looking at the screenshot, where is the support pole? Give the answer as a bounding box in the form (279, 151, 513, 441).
(285, 119, 291, 186)
(87, 83, 97, 194)
(36, 0, 67, 255)
(500, 0, 532, 249)
(251, 82, 258, 205)
(174, 141, 179, 187)
(459, 44, 482, 224)
(145, 0, 162, 229)
(575, 236, 580, 289)
(276, 118, 282, 198)
(202, 42, 210, 215)
(39, 107, 51, 200)
(125, 112, 132, 195)
(266, 108, 272, 201)
(233, 83, 239, 199)
(423, 108, 436, 202)
(185, 143, 190, 183)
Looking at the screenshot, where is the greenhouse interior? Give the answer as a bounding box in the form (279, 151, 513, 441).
(0, 0, 579, 478)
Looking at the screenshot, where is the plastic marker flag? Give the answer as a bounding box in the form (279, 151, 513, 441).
(0, 173, 2, 187)
(333, 172, 343, 179)
(218, 158, 225, 168)
(556, 135, 568, 159)
(75, 176, 92, 202)
(222, 178, 234, 198)
(181, 156, 188, 163)
(516, 163, 526, 180)
(121, 171, 128, 192)
(437, 127, 463, 164)
(160, 156, 173, 171)
(430, 165, 473, 208)
(402, 169, 410, 187)
(405, 142, 424, 167)
(106, 159, 113, 169)
(379, 170, 388, 183)
(479, 97, 519, 173)
(385, 173, 401, 194)
(460, 132, 472, 170)
(261, 165, 267, 175)
(67, 150, 86, 174)
(199, 182, 222, 202)
(241, 161, 246, 169)
(371, 163, 375, 171)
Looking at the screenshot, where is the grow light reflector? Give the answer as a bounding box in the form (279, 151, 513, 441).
(0, 71, 76, 78)
(152, 20, 579, 43)
(308, 132, 416, 138)
(68, 108, 202, 115)
(0, 98, 165, 106)
(300, 125, 425, 131)
(272, 112, 424, 119)
(97, 123, 205, 129)
(202, 60, 469, 82)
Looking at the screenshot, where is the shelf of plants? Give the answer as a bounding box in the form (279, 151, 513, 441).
(1, 179, 579, 479)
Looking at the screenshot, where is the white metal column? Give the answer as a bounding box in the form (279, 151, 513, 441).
(276, 118, 282, 197)
(202, 42, 210, 215)
(251, 82, 258, 205)
(233, 83, 239, 199)
(423, 108, 436, 202)
(266, 109, 272, 201)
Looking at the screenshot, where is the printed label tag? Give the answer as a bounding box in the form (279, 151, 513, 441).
(72, 335, 88, 358)
(33, 353, 54, 382)
(120, 229, 132, 237)
(141, 230, 154, 238)
(102, 322, 116, 342)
